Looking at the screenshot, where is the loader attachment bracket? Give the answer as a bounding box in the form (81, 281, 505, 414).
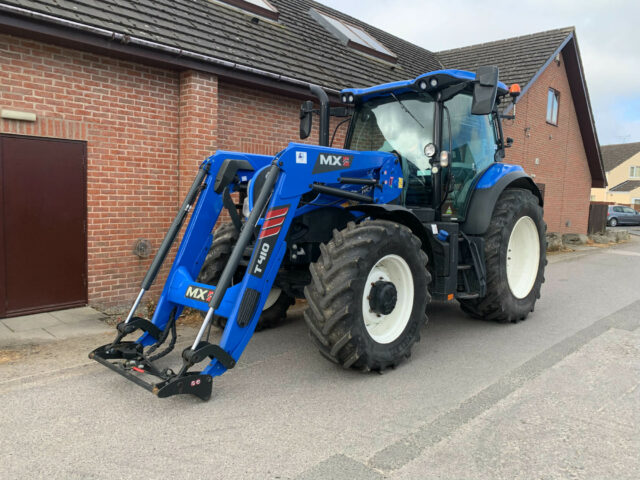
(116, 316, 162, 341)
(182, 342, 236, 370)
(89, 341, 217, 401)
(154, 373, 213, 401)
(90, 341, 142, 360)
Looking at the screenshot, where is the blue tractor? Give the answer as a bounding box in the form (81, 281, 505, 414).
(91, 67, 546, 400)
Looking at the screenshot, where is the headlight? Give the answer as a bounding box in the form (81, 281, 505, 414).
(242, 197, 251, 218)
(424, 142, 436, 158)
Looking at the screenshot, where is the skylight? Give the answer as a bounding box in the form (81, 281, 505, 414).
(218, 0, 279, 21)
(309, 8, 396, 63)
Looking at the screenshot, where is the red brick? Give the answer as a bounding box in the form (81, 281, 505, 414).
(503, 51, 591, 234)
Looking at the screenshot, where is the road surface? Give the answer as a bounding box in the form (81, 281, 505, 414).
(1, 240, 639, 479)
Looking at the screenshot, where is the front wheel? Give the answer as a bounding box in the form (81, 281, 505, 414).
(460, 188, 546, 323)
(198, 222, 294, 331)
(304, 220, 430, 371)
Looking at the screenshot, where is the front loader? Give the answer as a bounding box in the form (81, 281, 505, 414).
(91, 67, 546, 401)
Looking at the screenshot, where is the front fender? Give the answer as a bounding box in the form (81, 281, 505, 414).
(462, 166, 542, 235)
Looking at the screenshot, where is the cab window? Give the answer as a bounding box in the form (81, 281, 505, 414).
(441, 93, 498, 218)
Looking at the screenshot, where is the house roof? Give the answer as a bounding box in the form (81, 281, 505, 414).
(0, 0, 442, 94)
(437, 27, 574, 108)
(601, 142, 640, 172)
(609, 180, 640, 192)
(439, 27, 605, 189)
(0, 1, 605, 188)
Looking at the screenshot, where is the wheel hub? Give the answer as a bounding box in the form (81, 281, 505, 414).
(369, 281, 397, 315)
(362, 254, 414, 344)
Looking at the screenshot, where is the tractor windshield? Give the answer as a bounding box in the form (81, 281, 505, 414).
(348, 92, 435, 206)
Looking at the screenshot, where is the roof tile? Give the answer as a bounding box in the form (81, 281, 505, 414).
(437, 27, 574, 104)
(609, 180, 640, 192)
(1, 0, 442, 90)
(601, 142, 640, 172)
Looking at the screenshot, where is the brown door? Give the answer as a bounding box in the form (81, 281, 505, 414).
(0, 135, 87, 317)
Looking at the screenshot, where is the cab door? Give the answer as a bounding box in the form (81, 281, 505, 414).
(441, 93, 498, 219)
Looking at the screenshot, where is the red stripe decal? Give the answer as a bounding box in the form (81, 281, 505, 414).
(266, 206, 289, 219)
(131, 367, 145, 373)
(259, 226, 281, 239)
(263, 217, 284, 228)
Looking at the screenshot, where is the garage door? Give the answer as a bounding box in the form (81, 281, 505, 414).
(0, 135, 87, 317)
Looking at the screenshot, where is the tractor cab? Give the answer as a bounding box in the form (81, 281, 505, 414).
(341, 68, 513, 222)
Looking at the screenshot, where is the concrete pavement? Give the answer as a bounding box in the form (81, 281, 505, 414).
(0, 240, 639, 479)
(0, 307, 112, 347)
(391, 326, 639, 480)
(610, 225, 640, 236)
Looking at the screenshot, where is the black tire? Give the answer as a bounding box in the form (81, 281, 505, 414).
(304, 220, 430, 371)
(199, 222, 239, 286)
(197, 222, 294, 331)
(609, 218, 618, 227)
(459, 188, 546, 323)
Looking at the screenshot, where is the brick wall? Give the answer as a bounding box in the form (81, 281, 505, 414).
(503, 51, 592, 234)
(0, 34, 349, 312)
(0, 33, 593, 312)
(0, 34, 180, 311)
(218, 81, 348, 155)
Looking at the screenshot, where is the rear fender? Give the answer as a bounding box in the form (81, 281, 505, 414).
(462, 167, 542, 236)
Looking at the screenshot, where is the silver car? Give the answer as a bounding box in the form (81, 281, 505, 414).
(608, 205, 640, 227)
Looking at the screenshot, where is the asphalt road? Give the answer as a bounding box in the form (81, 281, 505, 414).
(1, 240, 639, 479)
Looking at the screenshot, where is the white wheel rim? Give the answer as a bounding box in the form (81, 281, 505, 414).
(506, 216, 540, 299)
(362, 254, 414, 344)
(263, 288, 281, 310)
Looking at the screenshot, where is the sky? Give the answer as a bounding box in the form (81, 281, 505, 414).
(316, 0, 640, 146)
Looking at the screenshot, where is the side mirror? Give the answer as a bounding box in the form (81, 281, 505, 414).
(299, 100, 313, 140)
(471, 66, 499, 115)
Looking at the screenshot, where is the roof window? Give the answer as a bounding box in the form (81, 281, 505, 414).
(309, 8, 396, 63)
(218, 0, 279, 21)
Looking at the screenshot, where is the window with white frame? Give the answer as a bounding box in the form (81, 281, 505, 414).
(633, 198, 640, 205)
(546, 88, 559, 125)
(630, 166, 640, 178)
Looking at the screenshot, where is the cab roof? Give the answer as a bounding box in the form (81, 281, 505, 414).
(340, 69, 508, 102)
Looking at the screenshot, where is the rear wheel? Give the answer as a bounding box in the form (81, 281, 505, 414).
(198, 222, 294, 331)
(304, 220, 430, 371)
(609, 217, 618, 227)
(460, 189, 546, 323)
